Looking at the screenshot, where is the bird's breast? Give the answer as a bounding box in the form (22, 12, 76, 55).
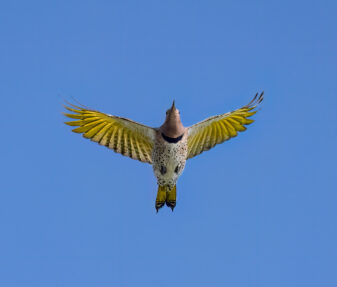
(152, 132, 188, 187)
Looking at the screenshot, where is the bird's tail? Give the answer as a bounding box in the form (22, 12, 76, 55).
(155, 185, 177, 212)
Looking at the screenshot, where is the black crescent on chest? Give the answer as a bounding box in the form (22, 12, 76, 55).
(161, 133, 184, 143)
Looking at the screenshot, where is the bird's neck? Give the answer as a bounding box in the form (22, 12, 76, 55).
(160, 116, 185, 138)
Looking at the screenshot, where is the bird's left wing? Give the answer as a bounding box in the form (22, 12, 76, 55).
(63, 103, 156, 164)
(187, 92, 263, 159)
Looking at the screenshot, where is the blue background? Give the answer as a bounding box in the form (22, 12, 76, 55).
(1, 1, 336, 286)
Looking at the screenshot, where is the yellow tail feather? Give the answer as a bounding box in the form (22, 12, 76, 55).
(155, 185, 177, 212)
(155, 186, 167, 212)
(166, 185, 176, 211)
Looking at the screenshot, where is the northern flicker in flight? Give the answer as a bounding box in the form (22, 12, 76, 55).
(63, 92, 263, 212)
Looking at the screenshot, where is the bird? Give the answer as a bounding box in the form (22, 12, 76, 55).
(63, 92, 263, 212)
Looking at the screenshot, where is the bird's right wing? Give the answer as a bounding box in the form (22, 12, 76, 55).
(187, 92, 263, 159)
(63, 103, 156, 164)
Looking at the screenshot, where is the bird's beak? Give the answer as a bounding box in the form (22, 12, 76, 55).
(170, 100, 176, 112)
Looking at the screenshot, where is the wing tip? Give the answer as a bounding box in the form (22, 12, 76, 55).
(247, 91, 264, 107)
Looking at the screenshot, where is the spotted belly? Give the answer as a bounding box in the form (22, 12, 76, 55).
(152, 134, 188, 188)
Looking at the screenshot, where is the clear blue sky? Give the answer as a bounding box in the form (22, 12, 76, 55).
(1, 1, 336, 286)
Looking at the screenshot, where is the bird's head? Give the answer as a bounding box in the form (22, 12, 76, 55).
(165, 100, 180, 118)
(160, 101, 185, 138)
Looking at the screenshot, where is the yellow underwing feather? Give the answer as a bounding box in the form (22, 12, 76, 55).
(92, 123, 111, 143)
(218, 121, 229, 139)
(187, 92, 264, 159)
(63, 102, 155, 163)
(100, 125, 113, 147)
(63, 113, 84, 120)
(129, 134, 138, 161)
(227, 118, 245, 131)
(208, 123, 216, 150)
(224, 121, 237, 137)
(215, 122, 223, 144)
(195, 129, 206, 155)
(83, 122, 106, 139)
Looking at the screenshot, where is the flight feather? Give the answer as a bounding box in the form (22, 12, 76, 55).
(187, 92, 264, 159)
(63, 103, 156, 163)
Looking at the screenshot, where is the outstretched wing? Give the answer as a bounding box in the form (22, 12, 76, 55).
(187, 92, 264, 159)
(63, 103, 156, 164)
